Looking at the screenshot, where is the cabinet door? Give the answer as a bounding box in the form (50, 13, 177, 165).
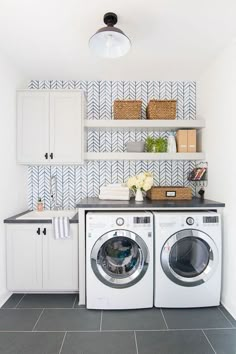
(6, 225, 43, 291)
(17, 91, 50, 164)
(49, 92, 84, 164)
(42, 224, 78, 291)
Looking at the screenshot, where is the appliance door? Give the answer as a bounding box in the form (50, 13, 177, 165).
(90, 229, 150, 288)
(161, 229, 218, 287)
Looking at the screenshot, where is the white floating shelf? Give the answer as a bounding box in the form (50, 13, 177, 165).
(84, 119, 205, 130)
(85, 152, 205, 161)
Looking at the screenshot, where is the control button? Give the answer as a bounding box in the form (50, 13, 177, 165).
(116, 217, 124, 226)
(186, 217, 194, 225)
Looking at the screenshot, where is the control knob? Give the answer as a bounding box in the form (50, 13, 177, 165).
(116, 217, 124, 226)
(186, 217, 194, 226)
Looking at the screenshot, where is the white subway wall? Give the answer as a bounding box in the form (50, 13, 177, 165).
(198, 43, 236, 318)
(0, 52, 28, 304)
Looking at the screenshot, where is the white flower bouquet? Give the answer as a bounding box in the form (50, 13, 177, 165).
(126, 172, 154, 201)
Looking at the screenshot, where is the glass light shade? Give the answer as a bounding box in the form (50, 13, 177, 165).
(89, 27, 131, 58)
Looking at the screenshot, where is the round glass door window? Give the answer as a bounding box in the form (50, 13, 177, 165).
(169, 237, 210, 278)
(161, 230, 217, 287)
(91, 231, 149, 288)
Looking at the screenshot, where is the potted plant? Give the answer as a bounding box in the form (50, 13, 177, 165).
(145, 136, 167, 152)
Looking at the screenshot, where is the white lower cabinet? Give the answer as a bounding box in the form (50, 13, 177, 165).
(42, 225, 78, 291)
(6, 224, 78, 292)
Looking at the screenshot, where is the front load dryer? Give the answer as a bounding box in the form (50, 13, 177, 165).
(86, 211, 153, 309)
(153, 212, 222, 308)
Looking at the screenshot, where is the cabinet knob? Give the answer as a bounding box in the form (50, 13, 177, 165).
(44, 153, 48, 160)
(50, 153, 53, 159)
(36, 228, 40, 235)
(42, 228, 47, 235)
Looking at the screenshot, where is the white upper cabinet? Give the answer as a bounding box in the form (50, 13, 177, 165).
(17, 91, 50, 164)
(17, 90, 85, 164)
(49, 92, 84, 164)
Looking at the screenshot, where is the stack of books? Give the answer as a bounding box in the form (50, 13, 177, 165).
(99, 184, 130, 200)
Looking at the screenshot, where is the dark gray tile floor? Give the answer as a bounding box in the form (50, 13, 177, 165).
(0, 294, 235, 354)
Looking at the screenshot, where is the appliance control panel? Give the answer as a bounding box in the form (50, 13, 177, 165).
(203, 216, 219, 224)
(133, 216, 151, 224)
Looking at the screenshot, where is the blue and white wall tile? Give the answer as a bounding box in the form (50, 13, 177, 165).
(28, 80, 197, 210)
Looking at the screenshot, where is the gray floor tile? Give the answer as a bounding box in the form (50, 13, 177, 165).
(219, 306, 236, 327)
(0, 332, 65, 354)
(61, 331, 137, 354)
(204, 329, 236, 354)
(0, 309, 42, 330)
(102, 308, 166, 330)
(17, 293, 76, 308)
(162, 307, 232, 329)
(35, 309, 101, 331)
(136, 330, 214, 354)
(1, 294, 24, 308)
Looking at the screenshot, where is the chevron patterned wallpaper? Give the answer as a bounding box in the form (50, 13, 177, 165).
(28, 80, 197, 210)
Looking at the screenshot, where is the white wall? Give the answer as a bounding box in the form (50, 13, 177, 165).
(0, 52, 28, 303)
(198, 42, 236, 318)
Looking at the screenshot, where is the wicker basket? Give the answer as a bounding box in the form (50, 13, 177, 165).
(113, 100, 142, 120)
(147, 100, 176, 120)
(146, 186, 192, 200)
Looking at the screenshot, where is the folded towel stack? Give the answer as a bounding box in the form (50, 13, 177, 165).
(99, 183, 130, 200)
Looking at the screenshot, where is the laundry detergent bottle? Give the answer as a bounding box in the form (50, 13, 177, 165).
(167, 132, 177, 153)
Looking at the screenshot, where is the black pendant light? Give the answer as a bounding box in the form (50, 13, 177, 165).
(89, 12, 131, 58)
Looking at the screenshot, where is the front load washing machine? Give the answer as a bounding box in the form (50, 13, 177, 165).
(86, 211, 153, 309)
(153, 212, 222, 308)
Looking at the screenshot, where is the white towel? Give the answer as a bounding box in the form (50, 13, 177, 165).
(53, 217, 71, 239)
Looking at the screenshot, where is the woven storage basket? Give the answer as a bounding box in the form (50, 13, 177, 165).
(147, 100, 176, 119)
(113, 100, 142, 120)
(146, 186, 192, 200)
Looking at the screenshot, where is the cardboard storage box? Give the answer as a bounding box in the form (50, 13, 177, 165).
(176, 130, 188, 152)
(187, 129, 196, 152)
(176, 129, 197, 152)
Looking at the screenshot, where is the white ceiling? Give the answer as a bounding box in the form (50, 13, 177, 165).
(0, 0, 236, 81)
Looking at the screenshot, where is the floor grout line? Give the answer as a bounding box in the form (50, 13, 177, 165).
(0, 327, 234, 334)
(218, 307, 234, 327)
(14, 294, 26, 308)
(134, 331, 139, 354)
(32, 309, 44, 331)
(100, 310, 103, 331)
(72, 295, 78, 309)
(160, 309, 169, 330)
(202, 330, 216, 354)
(0, 307, 87, 310)
(58, 332, 67, 354)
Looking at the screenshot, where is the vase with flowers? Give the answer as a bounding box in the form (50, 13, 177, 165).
(126, 172, 154, 202)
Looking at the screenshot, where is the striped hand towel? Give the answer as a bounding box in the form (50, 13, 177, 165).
(53, 216, 71, 239)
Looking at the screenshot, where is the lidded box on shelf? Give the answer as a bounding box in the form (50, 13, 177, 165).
(113, 100, 142, 120)
(146, 100, 177, 120)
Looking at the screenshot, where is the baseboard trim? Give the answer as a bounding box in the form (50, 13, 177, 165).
(0, 290, 12, 308)
(221, 299, 236, 320)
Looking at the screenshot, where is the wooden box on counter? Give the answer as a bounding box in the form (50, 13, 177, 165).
(147, 186, 192, 200)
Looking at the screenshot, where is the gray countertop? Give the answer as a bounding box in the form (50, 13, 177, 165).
(4, 210, 79, 224)
(76, 197, 225, 209)
(4, 197, 225, 223)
